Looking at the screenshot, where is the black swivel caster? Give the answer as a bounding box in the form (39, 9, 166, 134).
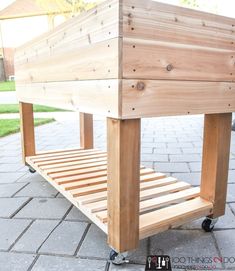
(28, 167, 36, 174)
(202, 217, 218, 232)
(109, 249, 129, 265)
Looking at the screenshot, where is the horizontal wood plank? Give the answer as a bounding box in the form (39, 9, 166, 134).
(40, 157, 107, 171)
(123, 38, 235, 81)
(123, 0, 235, 26)
(36, 153, 107, 167)
(16, 79, 120, 118)
(49, 165, 107, 179)
(123, 0, 235, 50)
(32, 149, 104, 162)
(35, 148, 82, 156)
(16, 38, 120, 83)
(122, 80, 235, 118)
(139, 197, 212, 239)
(44, 160, 108, 174)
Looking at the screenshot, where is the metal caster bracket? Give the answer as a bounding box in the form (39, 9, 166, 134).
(109, 250, 129, 265)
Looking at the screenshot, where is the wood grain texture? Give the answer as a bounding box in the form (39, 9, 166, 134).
(16, 0, 119, 54)
(80, 113, 93, 149)
(139, 197, 212, 239)
(123, 0, 235, 50)
(25, 148, 212, 242)
(87, 185, 200, 222)
(121, 80, 235, 118)
(107, 118, 140, 252)
(15, 0, 120, 84)
(123, 38, 235, 81)
(15, 38, 119, 83)
(200, 113, 232, 218)
(15, 0, 235, 118)
(16, 80, 120, 118)
(122, 0, 235, 82)
(19, 102, 36, 164)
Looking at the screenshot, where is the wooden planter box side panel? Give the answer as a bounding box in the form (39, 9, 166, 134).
(15, 0, 235, 118)
(121, 0, 235, 118)
(15, 0, 120, 83)
(15, 0, 121, 117)
(122, 0, 235, 81)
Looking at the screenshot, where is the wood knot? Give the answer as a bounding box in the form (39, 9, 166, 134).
(166, 64, 174, 71)
(136, 81, 145, 91)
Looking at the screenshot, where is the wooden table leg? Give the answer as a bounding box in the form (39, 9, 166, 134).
(19, 102, 36, 164)
(79, 113, 93, 149)
(107, 118, 141, 252)
(201, 113, 232, 218)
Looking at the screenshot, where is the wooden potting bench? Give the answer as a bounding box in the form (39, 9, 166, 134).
(15, 0, 235, 260)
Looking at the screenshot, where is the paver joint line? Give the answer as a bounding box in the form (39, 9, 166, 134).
(74, 223, 91, 256)
(11, 183, 30, 198)
(8, 220, 35, 252)
(35, 220, 63, 254)
(10, 198, 33, 219)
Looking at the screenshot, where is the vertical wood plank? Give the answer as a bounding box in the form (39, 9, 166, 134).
(201, 113, 232, 218)
(80, 113, 94, 149)
(19, 102, 36, 164)
(107, 118, 140, 252)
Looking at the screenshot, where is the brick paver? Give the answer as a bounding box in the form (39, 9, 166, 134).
(31, 255, 106, 271)
(0, 252, 36, 271)
(0, 197, 30, 218)
(38, 221, 88, 256)
(150, 230, 222, 269)
(15, 198, 71, 220)
(0, 218, 32, 250)
(0, 114, 234, 270)
(12, 220, 59, 253)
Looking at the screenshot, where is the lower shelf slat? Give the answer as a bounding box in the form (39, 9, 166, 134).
(139, 197, 213, 239)
(26, 148, 212, 240)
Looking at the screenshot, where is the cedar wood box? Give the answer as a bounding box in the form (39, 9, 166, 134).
(15, 0, 235, 119)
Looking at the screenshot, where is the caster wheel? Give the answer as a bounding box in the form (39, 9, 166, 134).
(109, 249, 129, 265)
(202, 218, 218, 232)
(29, 167, 36, 174)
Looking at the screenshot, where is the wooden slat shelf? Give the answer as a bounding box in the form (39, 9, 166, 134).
(26, 148, 213, 239)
